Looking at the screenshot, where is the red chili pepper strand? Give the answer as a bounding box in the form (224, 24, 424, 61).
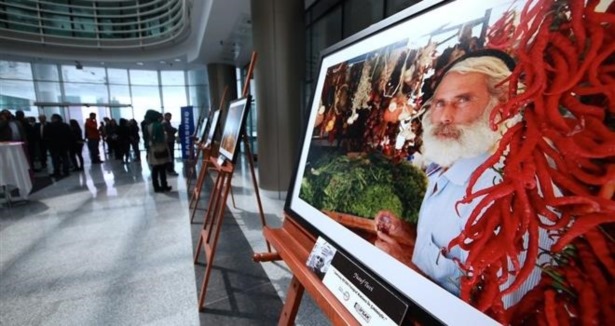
(499, 195, 522, 273)
(551, 25, 604, 94)
(575, 238, 615, 323)
(555, 303, 572, 326)
(487, 10, 516, 50)
(562, 144, 603, 175)
(464, 203, 502, 240)
(459, 276, 473, 302)
(572, 84, 615, 100)
(463, 206, 504, 268)
(549, 166, 592, 196)
(476, 265, 502, 312)
(568, 0, 586, 54)
(545, 93, 572, 133)
(457, 181, 515, 208)
(515, 181, 534, 234)
(565, 160, 613, 186)
(586, 4, 615, 25)
(505, 109, 541, 176)
(579, 283, 600, 326)
(502, 215, 539, 296)
(587, 41, 615, 88)
(527, 188, 559, 224)
(544, 289, 558, 326)
(560, 92, 605, 120)
(498, 254, 512, 285)
(545, 196, 601, 213)
(544, 47, 572, 96)
(568, 132, 615, 156)
(545, 33, 580, 94)
(465, 124, 523, 200)
(517, 0, 554, 51)
(544, 128, 615, 159)
(490, 294, 508, 324)
(468, 232, 515, 274)
(576, 239, 609, 295)
(458, 186, 513, 240)
(532, 148, 556, 201)
(584, 228, 615, 276)
(537, 137, 568, 172)
(552, 212, 615, 252)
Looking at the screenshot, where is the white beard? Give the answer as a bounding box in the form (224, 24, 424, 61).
(421, 106, 500, 168)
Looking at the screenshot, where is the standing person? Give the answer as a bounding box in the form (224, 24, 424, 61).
(84, 112, 103, 164)
(69, 119, 85, 171)
(375, 51, 553, 308)
(15, 110, 34, 171)
(26, 116, 38, 169)
(128, 119, 141, 162)
(144, 110, 172, 192)
(116, 118, 130, 163)
(34, 114, 50, 170)
(98, 121, 106, 156)
(162, 112, 178, 175)
(105, 118, 119, 160)
(0, 110, 12, 141)
(45, 114, 72, 178)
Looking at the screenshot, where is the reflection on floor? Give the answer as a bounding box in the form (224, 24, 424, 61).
(0, 152, 327, 325)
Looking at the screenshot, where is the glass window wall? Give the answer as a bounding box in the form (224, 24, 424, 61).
(1, 59, 204, 125)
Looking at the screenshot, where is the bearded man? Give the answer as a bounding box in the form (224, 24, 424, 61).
(376, 50, 552, 308)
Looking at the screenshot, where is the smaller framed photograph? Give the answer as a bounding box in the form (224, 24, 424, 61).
(204, 110, 220, 147)
(218, 96, 251, 163)
(195, 115, 209, 141)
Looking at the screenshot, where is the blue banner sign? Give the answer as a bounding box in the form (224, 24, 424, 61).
(180, 106, 195, 160)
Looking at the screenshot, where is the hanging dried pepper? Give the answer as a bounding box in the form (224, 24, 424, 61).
(452, 0, 615, 324)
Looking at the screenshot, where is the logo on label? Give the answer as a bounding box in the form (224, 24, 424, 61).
(354, 302, 371, 322)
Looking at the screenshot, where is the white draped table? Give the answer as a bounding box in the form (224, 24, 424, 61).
(0, 142, 33, 200)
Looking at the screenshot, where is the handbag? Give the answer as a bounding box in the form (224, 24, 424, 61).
(153, 148, 169, 159)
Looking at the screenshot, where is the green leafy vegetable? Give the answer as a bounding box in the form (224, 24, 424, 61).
(299, 151, 427, 224)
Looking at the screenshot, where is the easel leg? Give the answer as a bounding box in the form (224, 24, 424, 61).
(189, 161, 210, 223)
(242, 133, 272, 253)
(197, 170, 233, 311)
(194, 169, 224, 264)
(278, 276, 305, 326)
(186, 146, 201, 189)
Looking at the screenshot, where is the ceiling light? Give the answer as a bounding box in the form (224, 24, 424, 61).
(174, 58, 181, 62)
(136, 62, 144, 66)
(160, 60, 166, 64)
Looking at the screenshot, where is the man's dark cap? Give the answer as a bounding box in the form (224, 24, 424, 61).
(425, 48, 516, 102)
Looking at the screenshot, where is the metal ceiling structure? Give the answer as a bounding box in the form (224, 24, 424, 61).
(0, 0, 253, 70)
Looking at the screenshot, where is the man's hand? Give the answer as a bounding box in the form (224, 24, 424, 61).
(374, 211, 418, 270)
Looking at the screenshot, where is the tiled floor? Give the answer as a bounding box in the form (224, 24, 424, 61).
(0, 152, 327, 325)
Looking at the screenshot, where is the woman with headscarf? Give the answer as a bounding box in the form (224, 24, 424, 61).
(144, 110, 172, 192)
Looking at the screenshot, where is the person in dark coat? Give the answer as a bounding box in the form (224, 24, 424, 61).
(144, 110, 172, 192)
(34, 114, 50, 169)
(45, 114, 73, 178)
(116, 118, 131, 162)
(69, 119, 85, 171)
(129, 119, 141, 162)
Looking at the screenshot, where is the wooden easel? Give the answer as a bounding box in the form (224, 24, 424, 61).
(192, 51, 271, 311)
(253, 215, 359, 325)
(194, 156, 235, 310)
(188, 86, 234, 222)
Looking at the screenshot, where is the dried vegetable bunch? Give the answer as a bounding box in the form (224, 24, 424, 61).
(448, 0, 615, 323)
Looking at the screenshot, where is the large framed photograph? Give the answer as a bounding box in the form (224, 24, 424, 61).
(286, 0, 613, 324)
(218, 96, 251, 163)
